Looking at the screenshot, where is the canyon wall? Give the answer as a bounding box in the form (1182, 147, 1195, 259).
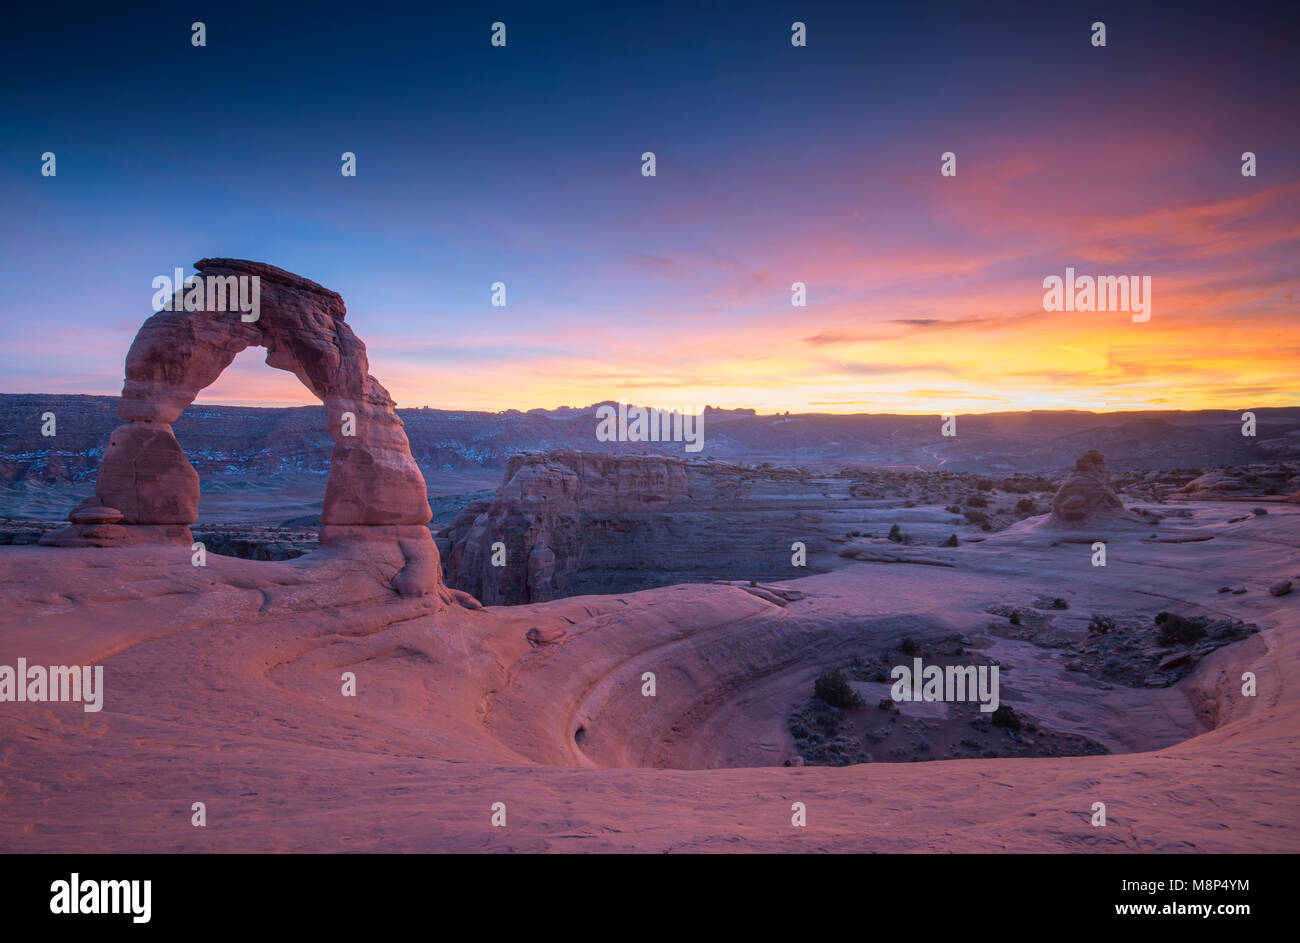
(437, 450, 893, 604)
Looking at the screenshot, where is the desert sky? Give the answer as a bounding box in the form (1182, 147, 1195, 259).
(1, 1, 1296, 414)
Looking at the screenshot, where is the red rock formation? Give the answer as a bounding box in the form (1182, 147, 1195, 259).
(1045, 449, 1128, 527)
(41, 260, 445, 599)
(93, 421, 200, 523)
(438, 449, 851, 605)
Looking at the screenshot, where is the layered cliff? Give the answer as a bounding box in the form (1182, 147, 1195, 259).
(437, 450, 845, 604)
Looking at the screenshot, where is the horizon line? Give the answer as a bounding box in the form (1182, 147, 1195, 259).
(5, 391, 1297, 419)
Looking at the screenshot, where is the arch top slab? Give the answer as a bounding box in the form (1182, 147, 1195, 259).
(120, 258, 362, 424)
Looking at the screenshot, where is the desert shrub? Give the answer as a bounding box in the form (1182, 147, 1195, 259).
(1016, 498, 1037, 513)
(1155, 612, 1207, 646)
(976, 478, 995, 491)
(814, 669, 864, 709)
(888, 524, 902, 542)
(1009, 612, 1021, 625)
(1088, 614, 1115, 635)
(964, 509, 989, 526)
(966, 493, 988, 508)
(900, 637, 920, 656)
(945, 534, 958, 547)
(991, 705, 1021, 730)
(945, 504, 962, 514)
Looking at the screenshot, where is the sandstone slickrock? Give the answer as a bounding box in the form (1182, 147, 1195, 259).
(1177, 472, 1245, 495)
(40, 260, 448, 600)
(5, 460, 1300, 851)
(526, 626, 566, 646)
(93, 421, 199, 524)
(67, 499, 123, 525)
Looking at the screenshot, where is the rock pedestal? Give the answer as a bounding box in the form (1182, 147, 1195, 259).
(41, 259, 445, 598)
(1046, 449, 1127, 526)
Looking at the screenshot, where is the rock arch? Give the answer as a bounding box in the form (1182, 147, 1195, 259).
(43, 259, 445, 597)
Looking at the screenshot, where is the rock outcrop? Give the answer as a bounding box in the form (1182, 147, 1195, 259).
(41, 259, 447, 599)
(1176, 472, 1246, 495)
(438, 451, 688, 604)
(1044, 450, 1129, 527)
(437, 449, 919, 605)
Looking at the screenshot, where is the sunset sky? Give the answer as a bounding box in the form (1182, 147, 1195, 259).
(2, 1, 1297, 414)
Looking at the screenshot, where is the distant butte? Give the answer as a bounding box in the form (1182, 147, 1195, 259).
(1044, 449, 1133, 528)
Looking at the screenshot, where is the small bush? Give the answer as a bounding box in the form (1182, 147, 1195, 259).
(964, 510, 989, 526)
(888, 524, 902, 542)
(1009, 612, 1021, 625)
(1155, 612, 1207, 646)
(966, 493, 989, 508)
(814, 669, 864, 709)
(900, 637, 920, 656)
(1088, 614, 1115, 635)
(1016, 497, 1037, 513)
(945, 504, 962, 514)
(976, 478, 995, 492)
(991, 705, 1021, 730)
(945, 534, 958, 547)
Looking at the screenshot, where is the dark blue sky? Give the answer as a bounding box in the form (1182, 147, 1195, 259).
(3, 1, 1297, 412)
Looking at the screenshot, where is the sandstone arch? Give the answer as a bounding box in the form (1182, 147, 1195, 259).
(43, 259, 445, 597)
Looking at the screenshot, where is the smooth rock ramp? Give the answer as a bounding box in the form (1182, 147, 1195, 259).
(1, 504, 1297, 852)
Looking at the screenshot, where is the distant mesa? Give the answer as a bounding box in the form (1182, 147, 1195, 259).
(40, 259, 447, 599)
